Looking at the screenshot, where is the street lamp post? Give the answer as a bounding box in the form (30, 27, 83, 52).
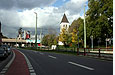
(84, 4, 86, 48)
(34, 12, 37, 49)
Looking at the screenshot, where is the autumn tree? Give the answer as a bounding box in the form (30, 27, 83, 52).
(59, 28, 69, 46)
(69, 17, 84, 47)
(71, 29, 78, 47)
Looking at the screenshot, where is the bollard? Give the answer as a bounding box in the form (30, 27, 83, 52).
(99, 48, 101, 57)
(84, 48, 86, 56)
(77, 48, 79, 55)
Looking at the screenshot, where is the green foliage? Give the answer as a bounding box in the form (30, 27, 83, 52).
(42, 35, 49, 46)
(69, 17, 84, 47)
(69, 17, 83, 33)
(53, 36, 59, 45)
(77, 18, 84, 40)
(86, 0, 113, 45)
(42, 34, 57, 47)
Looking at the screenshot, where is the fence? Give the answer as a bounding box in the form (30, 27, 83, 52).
(76, 48, 113, 59)
(55, 47, 113, 60)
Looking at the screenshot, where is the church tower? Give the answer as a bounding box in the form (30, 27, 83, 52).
(58, 14, 69, 45)
(60, 13, 69, 32)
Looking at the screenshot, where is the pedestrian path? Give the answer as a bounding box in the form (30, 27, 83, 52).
(5, 49, 29, 75)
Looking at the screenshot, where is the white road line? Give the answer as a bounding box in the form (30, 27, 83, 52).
(19, 50, 37, 75)
(48, 55, 57, 59)
(68, 61, 94, 71)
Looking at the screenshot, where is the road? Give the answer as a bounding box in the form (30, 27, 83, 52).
(0, 52, 13, 72)
(19, 49, 113, 75)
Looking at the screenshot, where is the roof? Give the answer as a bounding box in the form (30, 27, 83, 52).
(61, 13, 69, 23)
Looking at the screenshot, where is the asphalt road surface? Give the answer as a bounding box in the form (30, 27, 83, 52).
(0, 52, 13, 72)
(19, 49, 113, 75)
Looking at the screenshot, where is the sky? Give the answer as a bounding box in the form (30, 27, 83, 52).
(0, 0, 88, 38)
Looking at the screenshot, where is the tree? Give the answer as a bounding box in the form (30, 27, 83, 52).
(59, 28, 69, 46)
(86, 0, 113, 45)
(53, 36, 59, 45)
(69, 18, 83, 33)
(42, 34, 58, 47)
(69, 17, 84, 47)
(71, 29, 78, 47)
(47, 34, 56, 47)
(42, 35, 49, 46)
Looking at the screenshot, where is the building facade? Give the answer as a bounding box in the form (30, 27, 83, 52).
(0, 22, 2, 45)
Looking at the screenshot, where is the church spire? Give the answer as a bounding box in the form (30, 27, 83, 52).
(61, 13, 69, 23)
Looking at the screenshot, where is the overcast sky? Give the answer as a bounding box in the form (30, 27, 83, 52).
(0, 0, 88, 38)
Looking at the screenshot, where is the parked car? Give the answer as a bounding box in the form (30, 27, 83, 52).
(7, 45, 11, 54)
(0, 47, 8, 58)
(1, 44, 9, 56)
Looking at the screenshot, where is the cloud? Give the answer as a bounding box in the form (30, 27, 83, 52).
(18, 7, 62, 28)
(0, 0, 88, 38)
(1, 25, 19, 38)
(0, 0, 56, 10)
(0, 9, 21, 27)
(54, 0, 87, 15)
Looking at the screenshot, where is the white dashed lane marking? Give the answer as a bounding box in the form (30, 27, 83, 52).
(48, 55, 57, 59)
(68, 61, 94, 71)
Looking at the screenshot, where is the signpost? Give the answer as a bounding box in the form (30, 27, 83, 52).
(34, 12, 38, 49)
(90, 35, 93, 50)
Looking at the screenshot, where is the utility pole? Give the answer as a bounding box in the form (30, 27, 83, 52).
(34, 12, 37, 49)
(84, 4, 86, 48)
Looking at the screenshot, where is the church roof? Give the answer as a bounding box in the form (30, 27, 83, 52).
(61, 13, 69, 23)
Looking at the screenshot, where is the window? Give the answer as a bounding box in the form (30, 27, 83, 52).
(66, 25, 67, 28)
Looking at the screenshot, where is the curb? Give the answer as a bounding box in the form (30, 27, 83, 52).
(18, 50, 36, 75)
(0, 51, 15, 75)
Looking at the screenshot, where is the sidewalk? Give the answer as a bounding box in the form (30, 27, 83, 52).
(5, 49, 29, 75)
